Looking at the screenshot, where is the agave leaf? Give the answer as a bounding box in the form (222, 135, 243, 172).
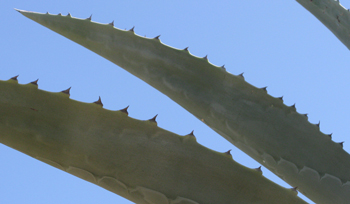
(297, 0, 350, 50)
(17, 10, 350, 203)
(0, 78, 307, 204)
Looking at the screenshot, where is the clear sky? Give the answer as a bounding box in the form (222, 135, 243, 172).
(1, 1, 350, 203)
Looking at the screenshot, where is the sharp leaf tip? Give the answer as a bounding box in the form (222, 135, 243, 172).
(10, 75, 19, 81)
(255, 166, 262, 173)
(187, 130, 195, 137)
(61, 87, 71, 95)
(30, 79, 39, 86)
(225, 149, 232, 155)
(94, 96, 103, 106)
(148, 114, 158, 123)
(260, 86, 268, 92)
(119, 105, 129, 115)
(291, 187, 298, 193)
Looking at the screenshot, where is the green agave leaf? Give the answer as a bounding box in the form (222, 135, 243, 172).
(0, 78, 306, 204)
(17, 10, 350, 203)
(297, 0, 350, 50)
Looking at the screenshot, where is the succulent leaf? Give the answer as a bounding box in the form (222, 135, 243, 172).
(16, 9, 350, 203)
(0, 79, 306, 204)
(297, 0, 350, 49)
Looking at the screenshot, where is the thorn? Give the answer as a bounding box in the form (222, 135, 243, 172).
(327, 133, 333, 139)
(93, 96, 103, 107)
(119, 106, 129, 115)
(255, 166, 262, 173)
(260, 86, 267, 92)
(184, 47, 189, 51)
(221, 65, 226, 70)
(109, 21, 114, 26)
(154, 35, 161, 40)
(30, 79, 39, 86)
(338, 141, 344, 148)
(224, 149, 232, 155)
(58, 13, 62, 16)
(87, 14, 92, 21)
(148, 114, 158, 123)
(278, 96, 283, 101)
(203, 55, 208, 60)
(316, 121, 320, 128)
(67, 12, 71, 17)
(129, 26, 135, 33)
(10, 75, 19, 81)
(238, 73, 244, 79)
(61, 87, 71, 95)
(187, 130, 195, 137)
(291, 187, 298, 192)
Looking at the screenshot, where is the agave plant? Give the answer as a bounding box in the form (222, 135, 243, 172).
(1, 1, 350, 203)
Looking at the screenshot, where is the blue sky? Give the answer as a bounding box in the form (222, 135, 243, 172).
(1, 1, 350, 203)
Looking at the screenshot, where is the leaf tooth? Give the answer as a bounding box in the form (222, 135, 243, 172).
(238, 72, 244, 79)
(291, 187, 298, 194)
(86, 14, 92, 21)
(277, 96, 283, 102)
(224, 149, 232, 155)
(254, 166, 263, 174)
(338, 141, 344, 148)
(10, 75, 19, 81)
(119, 105, 129, 115)
(182, 130, 197, 143)
(93, 96, 103, 107)
(46, 12, 49, 14)
(290, 103, 296, 109)
(154, 35, 161, 40)
(203, 55, 208, 60)
(67, 12, 71, 17)
(186, 130, 195, 137)
(260, 86, 268, 92)
(61, 87, 71, 95)
(183, 47, 189, 52)
(327, 133, 333, 139)
(315, 121, 320, 129)
(129, 26, 135, 33)
(302, 113, 308, 118)
(58, 13, 62, 16)
(30, 79, 39, 86)
(109, 20, 114, 26)
(148, 114, 158, 123)
(221, 65, 226, 70)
